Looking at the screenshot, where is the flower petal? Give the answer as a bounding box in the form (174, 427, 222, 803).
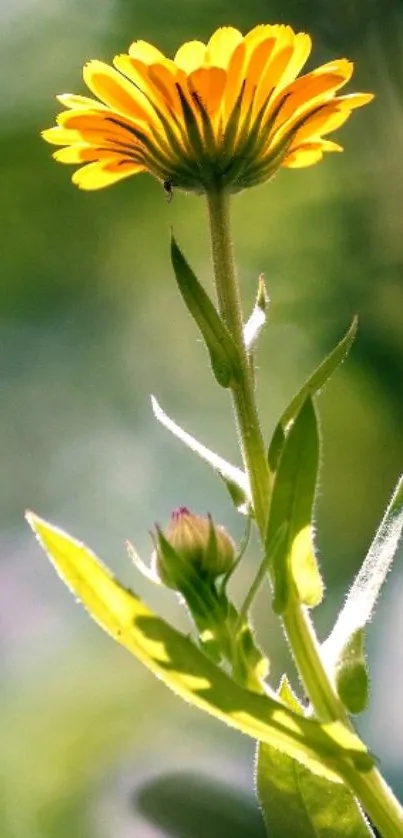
(57, 93, 106, 110)
(83, 60, 155, 120)
(188, 66, 227, 117)
(283, 145, 324, 167)
(42, 126, 82, 145)
(128, 40, 166, 63)
(53, 144, 119, 163)
(205, 27, 243, 68)
(72, 158, 145, 190)
(174, 41, 206, 72)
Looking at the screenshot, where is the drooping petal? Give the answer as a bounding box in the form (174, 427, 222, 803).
(56, 93, 106, 110)
(283, 145, 324, 167)
(72, 158, 145, 189)
(53, 144, 113, 163)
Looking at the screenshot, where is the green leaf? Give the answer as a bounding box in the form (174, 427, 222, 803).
(151, 395, 251, 512)
(257, 677, 373, 837)
(256, 739, 374, 838)
(265, 398, 324, 614)
(268, 318, 357, 470)
(170, 235, 241, 388)
(322, 475, 403, 674)
(334, 630, 369, 715)
(26, 512, 372, 780)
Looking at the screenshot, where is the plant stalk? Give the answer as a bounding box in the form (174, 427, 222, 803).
(206, 186, 403, 838)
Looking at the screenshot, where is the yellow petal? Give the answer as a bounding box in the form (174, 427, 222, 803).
(245, 37, 278, 90)
(53, 144, 119, 163)
(83, 60, 155, 121)
(254, 44, 296, 112)
(277, 32, 312, 90)
(148, 62, 182, 109)
(222, 41, 246, 119)
(56, 93, 106, 110)
(42, 126, 82, 145)
(128, 40, 166, 63)
(205, 27, 243, 69)
(291, 104, 351, 145)
(188, 66, 227, 116)
(174, 41, 206, 73)
(270, 70, 354, 129)
(72, 158, 144, 190)
(312, 59, 354, 81)
(244, 24, 285, 51)
(336, 92, 374, 109)
(283, 145, 324, 167)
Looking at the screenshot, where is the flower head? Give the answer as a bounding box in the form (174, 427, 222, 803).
(42, 24, 373, 193)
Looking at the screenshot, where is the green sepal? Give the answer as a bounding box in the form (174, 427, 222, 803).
(268, 318, 357, 470)
(170, 235, 241, 388)
(175, 84, 205, 161)
(335, 630, 369, 715)
(27, 512, 373, 780)
(265, 398, 324, 614)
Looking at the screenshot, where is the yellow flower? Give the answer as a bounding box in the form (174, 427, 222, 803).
(42, 24, 373, 193)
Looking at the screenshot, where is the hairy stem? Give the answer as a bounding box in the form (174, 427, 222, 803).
(206, 186, 403, 838)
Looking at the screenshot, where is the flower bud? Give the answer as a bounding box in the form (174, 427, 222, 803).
(152, 507, 235, 590)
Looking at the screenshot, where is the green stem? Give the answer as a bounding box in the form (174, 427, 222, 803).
(206, 188, 270, 532)
(206, 186, 403, 838)
(342, 765, 403, 838)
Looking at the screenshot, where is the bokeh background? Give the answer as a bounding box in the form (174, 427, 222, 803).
(2, 0, 403, 835)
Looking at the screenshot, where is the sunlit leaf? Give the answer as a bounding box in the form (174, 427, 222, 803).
(257, 737, 373, 837)
(27, 512, 372, 780)
(256, 673, 374, 837)
(171, 235, 241, 388)
(265, 398, 323, 613)
(322, 475, 403, 673)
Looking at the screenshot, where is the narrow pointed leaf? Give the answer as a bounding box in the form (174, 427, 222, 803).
(151, 395, 251, 510)
(171, 235, 241, 388)
(244, 274, 269, 353)
(322, 475, 403, 672)
(268, 318, 357, 470)
(27, 513, 372, 779)
(265, 398, 324, 613)
(282, 317, 357, 431)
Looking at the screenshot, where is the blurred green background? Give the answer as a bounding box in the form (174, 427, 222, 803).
(2, 0, 403, 835)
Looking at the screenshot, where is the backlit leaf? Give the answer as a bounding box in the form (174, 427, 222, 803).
(265, 398, 323, 613)
(171, 235, 241, 388)
(27, 512, 372, 781)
